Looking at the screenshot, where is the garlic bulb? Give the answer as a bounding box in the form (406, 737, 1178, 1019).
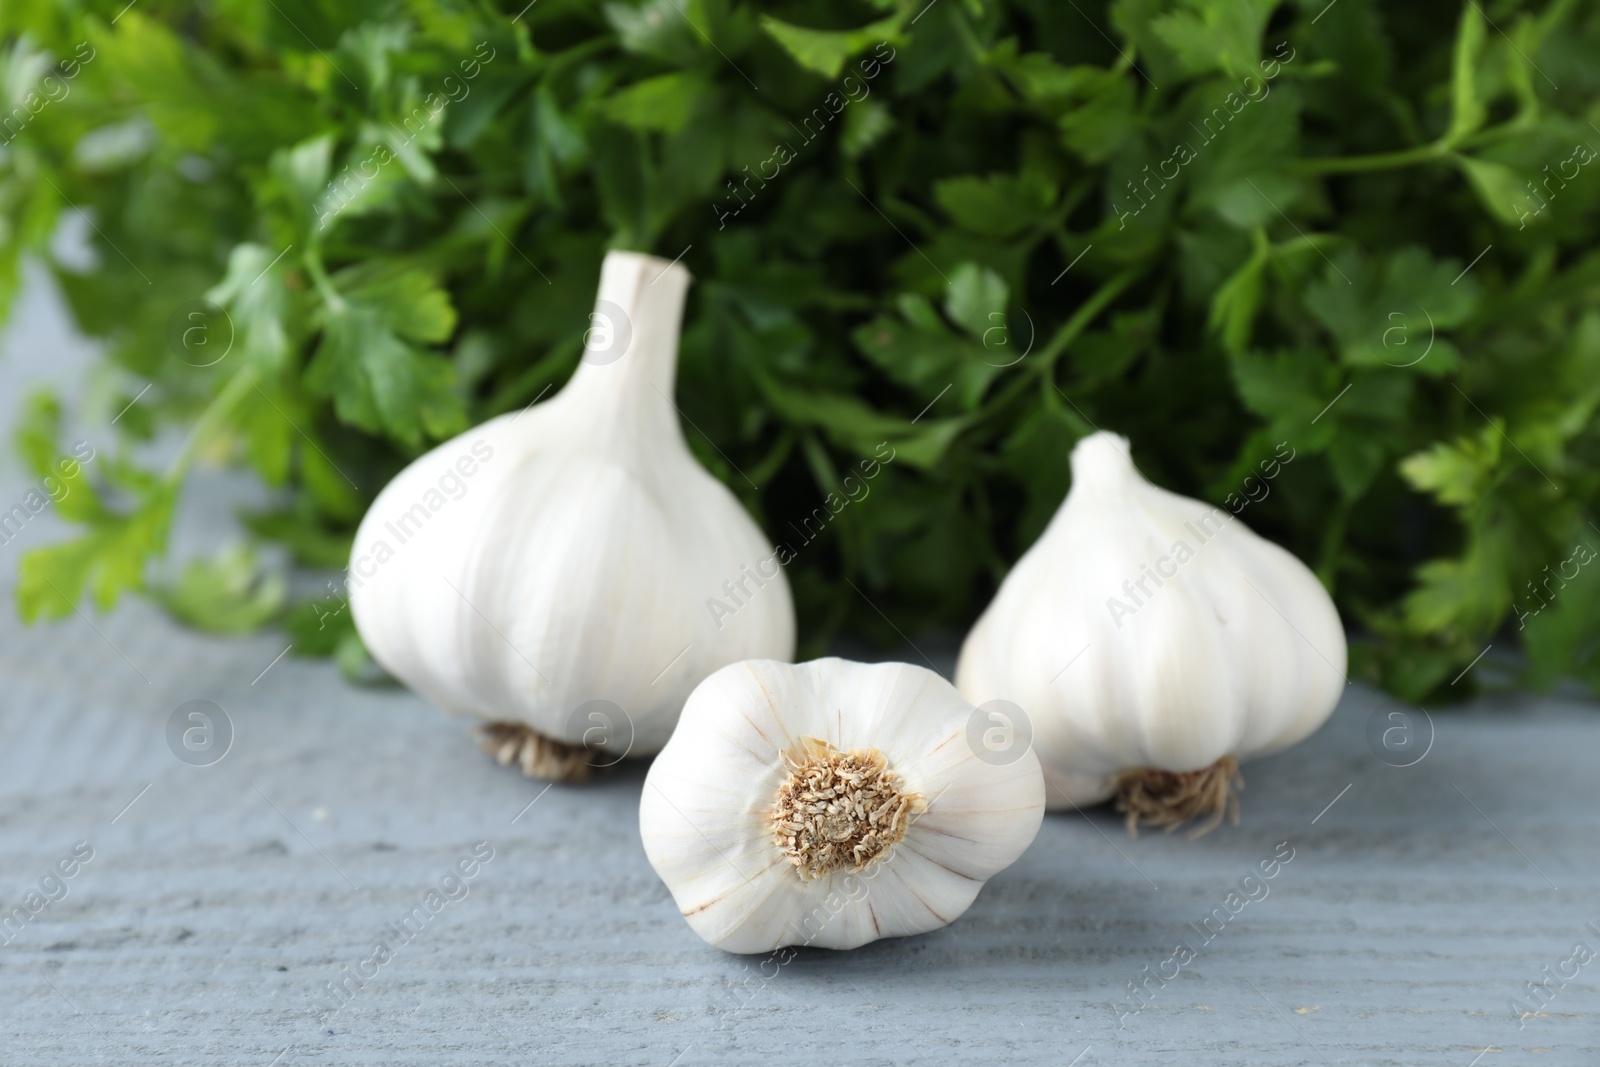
(955, 431, 1346, 834)
(640, 657, 1045, 953)
(348, 251, 795, 780)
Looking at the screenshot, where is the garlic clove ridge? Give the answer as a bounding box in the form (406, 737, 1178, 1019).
(641, 657, 1045, 953)
(956, 431, 1346, 831)
(348, 251, 795, 777)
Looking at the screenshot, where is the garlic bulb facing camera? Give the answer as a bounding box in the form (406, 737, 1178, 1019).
(955, 431, 1346, 835)
(348, 251, 795, 780)
(640, 658, 1044, 953)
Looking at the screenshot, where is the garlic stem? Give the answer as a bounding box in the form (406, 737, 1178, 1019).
(556, 252, 691, 452)
(349, 250, 795, 781)
(954, 429, 1346, 835)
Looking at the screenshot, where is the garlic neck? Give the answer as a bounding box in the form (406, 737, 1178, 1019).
(1068, 431, 1137, 495)
(558, 250, 692, 452)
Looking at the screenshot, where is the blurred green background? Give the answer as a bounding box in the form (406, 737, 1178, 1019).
(1, 0, 1598, 701)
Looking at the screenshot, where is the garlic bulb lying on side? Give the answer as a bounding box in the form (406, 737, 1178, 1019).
(640, 658, 1045, 953)
(955, 431, 1346, 835)
(348, 251, 794, 780)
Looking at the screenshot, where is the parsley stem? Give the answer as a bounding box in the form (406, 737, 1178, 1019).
(971, 267, 1141, 424)
(1291, 140, 1452, 175)
(167, 362, 262, 483)
(304, 249, 345, 312)
(1036, 266, 1142, 369)
(540, 37, 613, 81)
(1293, 119, 1533, 176)
(1315, 498, 1350, 592)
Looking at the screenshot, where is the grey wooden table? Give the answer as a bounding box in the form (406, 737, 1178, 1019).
(1, 270, 1595, 1066)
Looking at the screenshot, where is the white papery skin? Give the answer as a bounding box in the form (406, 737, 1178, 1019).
(955, 432, 1346, 809)
(641, 658, 1045, 953)
(348, 251, 795, 757)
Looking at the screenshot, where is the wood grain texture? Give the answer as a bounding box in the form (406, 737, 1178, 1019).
(0, 591, 1595, 1066)
(0, 275, 1595, 1066)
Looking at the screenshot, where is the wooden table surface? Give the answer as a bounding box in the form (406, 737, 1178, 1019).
(1, 272, 1596, 1066)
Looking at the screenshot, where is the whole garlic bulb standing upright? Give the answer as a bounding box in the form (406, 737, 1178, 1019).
(641, 658, 1045, 953)
(348, 251, 795, 780)
(956, 432, 1346, 835)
